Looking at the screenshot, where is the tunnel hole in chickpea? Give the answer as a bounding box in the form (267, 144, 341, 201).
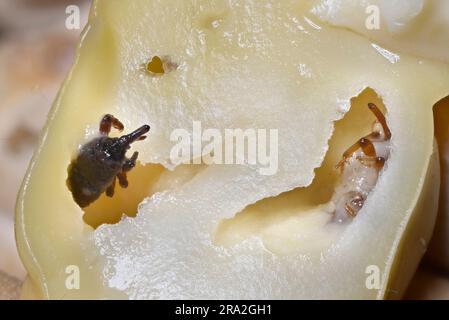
(214, 87, 389, 248)
(80, 163, 205, 229)
(82, 163, 165, 229)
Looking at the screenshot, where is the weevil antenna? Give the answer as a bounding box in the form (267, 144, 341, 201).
(367, 103, 391, 139)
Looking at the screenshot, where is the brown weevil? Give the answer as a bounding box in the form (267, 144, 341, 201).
(331, 103, 391, 223)
(67, 114, 150, 208)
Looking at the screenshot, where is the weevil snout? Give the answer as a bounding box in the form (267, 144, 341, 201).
(118, 125, 150, 149)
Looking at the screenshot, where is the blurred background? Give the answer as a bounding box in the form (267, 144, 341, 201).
(0, 0, 89, 299)
(0, 0, 447, 300)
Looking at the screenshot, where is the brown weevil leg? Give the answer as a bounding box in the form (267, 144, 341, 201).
(100, 114, 125, 135)
(336, 141, 360, 169)
(345, 203, 356, 218)
(336, 137, 377, 170)
(123, 151, 139, 172)
(359, 138, 376, 157)
(375, 156, 386, 169)
(106, 176, 116, 197)
(117, 172, 129, 188)
(368, 103, 391, 140)
(356, 156, 386, 170)
(345, 193, 365, 218)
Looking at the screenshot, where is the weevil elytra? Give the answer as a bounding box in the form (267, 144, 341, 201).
(332, 103, 391, 222)
(67, 114, 150, 208)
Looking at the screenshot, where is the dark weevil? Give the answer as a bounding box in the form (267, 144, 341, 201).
(67, 114, 150, 208)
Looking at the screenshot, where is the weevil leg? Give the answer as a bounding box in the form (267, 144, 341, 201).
(356, 156, 386, 169)
(345, 192, 365, 217)
(358, 138, 376, 157)
(106, 176, 116, 197)
(336, 137, 377, 170)
(336, 104, 389, 171)
(123, 151, 138, 172)
(336, 141, 360, 170)
(368, 103, 391, 140)
(344, 203, 356, 217)
(117, 172, 129, 188)
(100, 114, 124, 135)
(117, 151, 138, 188)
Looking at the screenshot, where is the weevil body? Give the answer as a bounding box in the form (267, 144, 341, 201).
(332, 103, 391, 223)
(67, 114, 150, 208)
